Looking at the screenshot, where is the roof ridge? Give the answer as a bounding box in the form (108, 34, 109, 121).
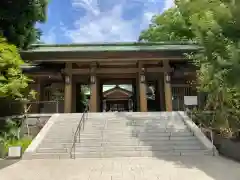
(30, 41, 198, 48)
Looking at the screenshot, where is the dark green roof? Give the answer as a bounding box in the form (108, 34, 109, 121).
(23, 42, 200, 53)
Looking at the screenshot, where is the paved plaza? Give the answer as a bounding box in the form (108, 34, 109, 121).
(0, 156, 240, 180)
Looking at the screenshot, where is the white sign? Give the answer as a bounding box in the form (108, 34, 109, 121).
(184, 96, 198, 106)
(8, 146, 22, 158)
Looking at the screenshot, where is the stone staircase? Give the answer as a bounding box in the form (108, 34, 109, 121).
(24, 112, 215, 159)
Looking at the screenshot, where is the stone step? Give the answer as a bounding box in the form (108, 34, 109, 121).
(25, 112, 213, 159)
(71, 145, 204, 152)
(103, 122, 179, 126)
(102, 131, 193, 137)
(37, 148, 68, 153)
(24, 149, 213, 159)
(39, 139, 202, 149)
(40, 135, 198, 144)
(45, 131, 193, 138)
(104, 140, 200, 146)
(79, 129, 189, 133)
(103, 136, 197, 141)
(40, 142, 203, 150)
(140, 150, 213, 157)
(23, 152, 70, 160)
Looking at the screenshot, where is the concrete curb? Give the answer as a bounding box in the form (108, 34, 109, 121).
(177, 111, 219, 156)
(23, 114, 60, 159)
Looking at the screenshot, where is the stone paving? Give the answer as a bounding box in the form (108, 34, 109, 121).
(0, 156, 240, 180)
(0, 159, 18, 170)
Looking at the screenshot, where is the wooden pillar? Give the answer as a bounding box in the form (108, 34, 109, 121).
(31, 84, 39, 113)
(158, 77, 165, 111)
(163, 61, 173, 111)
(72, 80, 76, 113)
(96, 82, 103, 112)
(138, 65, 147, 112)
(30, 79, 44, 113)
(135, 77, 140, 111)
(89, 64, 99, 112)
(89, 74, 100, 112)
(64, 63, 72, 113)
(132, 80, 137, 112)
(38, 82, 45, 113)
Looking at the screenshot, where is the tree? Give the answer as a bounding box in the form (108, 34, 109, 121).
(0, 1, 48, 154)
(0, 0, 48, 49)
(0, 0, 48, 98)
(140, 0, 240, 135)
(0, 37, 34, 99)
(0, 0, 48, 117)
(139, 7, 195, 41)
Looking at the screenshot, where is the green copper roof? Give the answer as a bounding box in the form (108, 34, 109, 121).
(24, 42, 200, 53)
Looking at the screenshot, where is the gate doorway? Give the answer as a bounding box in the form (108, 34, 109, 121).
(75, 83, 88, 113)
(101, 84, 134, 112)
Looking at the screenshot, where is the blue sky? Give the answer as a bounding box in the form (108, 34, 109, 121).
(38, 0, 174, 44)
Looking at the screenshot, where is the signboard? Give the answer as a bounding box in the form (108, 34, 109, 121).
(8, 146, 22, 158)
(184, 96, 198, 106)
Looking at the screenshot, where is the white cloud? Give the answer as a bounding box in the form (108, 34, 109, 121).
(66, 4, 136, 42)
(64, 0, 168, 43)
(41, 27, 57, 44)
(163, 0, 175, 11)
(71, 0, 100, 16)
(144, 12, 155, 22)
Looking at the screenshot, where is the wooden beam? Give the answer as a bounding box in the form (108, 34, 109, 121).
(64, 67, 173, 75)
(171, 84, 191, 87)
(34, 57, 185, 63)
(103, 80, 133, 84)
(100, 74, 136, 79)
(146, 67, 173, 73)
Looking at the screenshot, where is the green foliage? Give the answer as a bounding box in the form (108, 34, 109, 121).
(0, 0, 48, 49)
(0, 137, 32, 157)
(76, 86, 89, 112)
(0, 0, 47, 112)
(0, 116, 32, 158)
(139, 7, 195, 41)
(140, 0, 240, 135)
(0, 117, 23, 141)
(5, 137, 32, 153)
(0, 37, 33, 100)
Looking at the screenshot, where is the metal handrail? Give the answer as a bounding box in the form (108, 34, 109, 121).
(70, 104, 89, 159)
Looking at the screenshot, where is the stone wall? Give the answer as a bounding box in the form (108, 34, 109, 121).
(214, 135, 240, 162)
(21, 115, 52, 138)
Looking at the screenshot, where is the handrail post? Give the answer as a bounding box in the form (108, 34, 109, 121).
(78, 124, 81, 143)
(74, 138, 76, 159)
(56, 100, 59, 113)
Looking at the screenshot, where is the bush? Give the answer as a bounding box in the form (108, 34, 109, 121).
(1, 137, 32, 157)
(0, 142, 4, 158)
